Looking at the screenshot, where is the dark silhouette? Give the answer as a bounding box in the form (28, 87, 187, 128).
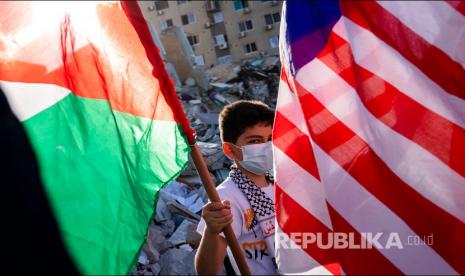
(0, 87, 78, 274)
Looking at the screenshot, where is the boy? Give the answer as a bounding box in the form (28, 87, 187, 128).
(195, 100, 277, 275)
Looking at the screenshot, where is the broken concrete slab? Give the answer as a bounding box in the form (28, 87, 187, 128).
(159, 248, 197, 275)
(155, 196, 172, 222)
(167, 200, 201, 222)
(205, 62, 240, 83)
(159, 180, 206, 215)
(149, 263, 161, 275)
(168, 219, 201, 249)
(143, 243, 160, 264)
(148, 223, 175, 251)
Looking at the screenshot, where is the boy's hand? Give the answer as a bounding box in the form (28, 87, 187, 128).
(202, 200, 233, 235)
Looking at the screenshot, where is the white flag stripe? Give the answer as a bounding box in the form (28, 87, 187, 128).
(311, 143, 458, 275)
(274, 80, 333, 229)
(277, 79, 457, 274)
(278, 3, 293, 78)
(333, 17, 465, 129)
(275, 225, 332, 275)
(274, 146, 333, 229)
(1, 81, 71, 122)
(377, 1, 465, 68)
(296, 59, 465, 224)
(275, 79, 310, 136)
(275, 79, 333, 274)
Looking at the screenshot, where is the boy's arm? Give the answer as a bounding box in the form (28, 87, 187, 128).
(195, 228, 227, 275)
(195, 201, 232, 275)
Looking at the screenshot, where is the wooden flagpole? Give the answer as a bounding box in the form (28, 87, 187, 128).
(190, 144, 251, 275)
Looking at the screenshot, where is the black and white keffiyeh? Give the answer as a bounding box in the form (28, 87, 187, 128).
(229, 165, 275, 230)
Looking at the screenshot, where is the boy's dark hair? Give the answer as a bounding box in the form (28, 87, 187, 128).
(219, 100, 274, 144)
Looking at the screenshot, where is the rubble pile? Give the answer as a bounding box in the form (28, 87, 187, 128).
(206, 54, 280, 110)
(132, 179, 206, 276)
(132, 54, 280, 275)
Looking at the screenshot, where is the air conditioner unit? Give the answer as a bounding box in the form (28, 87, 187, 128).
(239, 31, 246, 38)
(147, 6, 155, 11)
(265, 24, 273, 31)
(271, 0, 279, 6)
(218, 43, 228, 49)
(243, 7, 251, 14)
(157, 10, 164, 15)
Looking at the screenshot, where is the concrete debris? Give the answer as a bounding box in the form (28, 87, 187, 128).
(133, 53, 280, 275)
(133, 177, 209, 275)
(143, 243, 160, 264)
(138, 250, 149, 265)
(155, 195, 172, 222)
(147, 223, 174, 253)
(214, 168, 230, 184)
(168, 219, 202, 249)
(205, 62, 240, 83)
(160, 180, 198, 208)
(149, 263, 161, 275)
(181, 142, 226, 176)
(167, 200, 202, 222)
(159, 248, 197, 275)
(196, 112, 219, 126)
(210, 82, 234, 90)
(185, 77, 196, 87)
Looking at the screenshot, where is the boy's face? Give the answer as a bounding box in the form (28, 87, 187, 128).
(223, 122, 272, 161)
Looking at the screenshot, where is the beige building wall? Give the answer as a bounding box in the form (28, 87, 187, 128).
(139, 0, 282, 68)
(221, 1, 281, 62)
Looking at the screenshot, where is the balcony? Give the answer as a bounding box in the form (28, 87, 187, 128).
(205, 0, 221, 12)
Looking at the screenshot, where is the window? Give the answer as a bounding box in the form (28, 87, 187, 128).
(273, 12, 281, 23)
(213, 12, 224, 23)
(238, 20, 253, 32)
(218, 55, 233, 64)
(269, 36, 279, 48)
(245, 42, 258, 53)
(234, 0, 249, 10)
(214, 34, 226, 45)
(264, 12, 281, 25)
(187, 35, 199, 46)
(177, 0, 190, 5)
(181, 13, 196, 25)
(155, 0, 169, 11)
(194, 55, 205, 66)
(160, 19, 173, 31)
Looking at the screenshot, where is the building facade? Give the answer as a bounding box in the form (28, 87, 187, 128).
(139, 0, 283, 68)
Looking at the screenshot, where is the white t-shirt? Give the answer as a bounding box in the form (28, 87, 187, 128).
(197, 177, 277, 275)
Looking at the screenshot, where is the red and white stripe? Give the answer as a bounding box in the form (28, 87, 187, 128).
(274, 1, 465, 275)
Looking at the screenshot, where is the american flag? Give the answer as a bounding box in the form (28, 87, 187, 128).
(273, 1, 465, 274)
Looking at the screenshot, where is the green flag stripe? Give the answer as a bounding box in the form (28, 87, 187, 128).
(22, 93, 190, 274)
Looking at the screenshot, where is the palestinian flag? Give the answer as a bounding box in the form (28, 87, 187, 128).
(0, 1, 195, 274)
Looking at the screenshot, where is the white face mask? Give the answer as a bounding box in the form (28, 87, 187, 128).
(230, 141, 273, 175)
